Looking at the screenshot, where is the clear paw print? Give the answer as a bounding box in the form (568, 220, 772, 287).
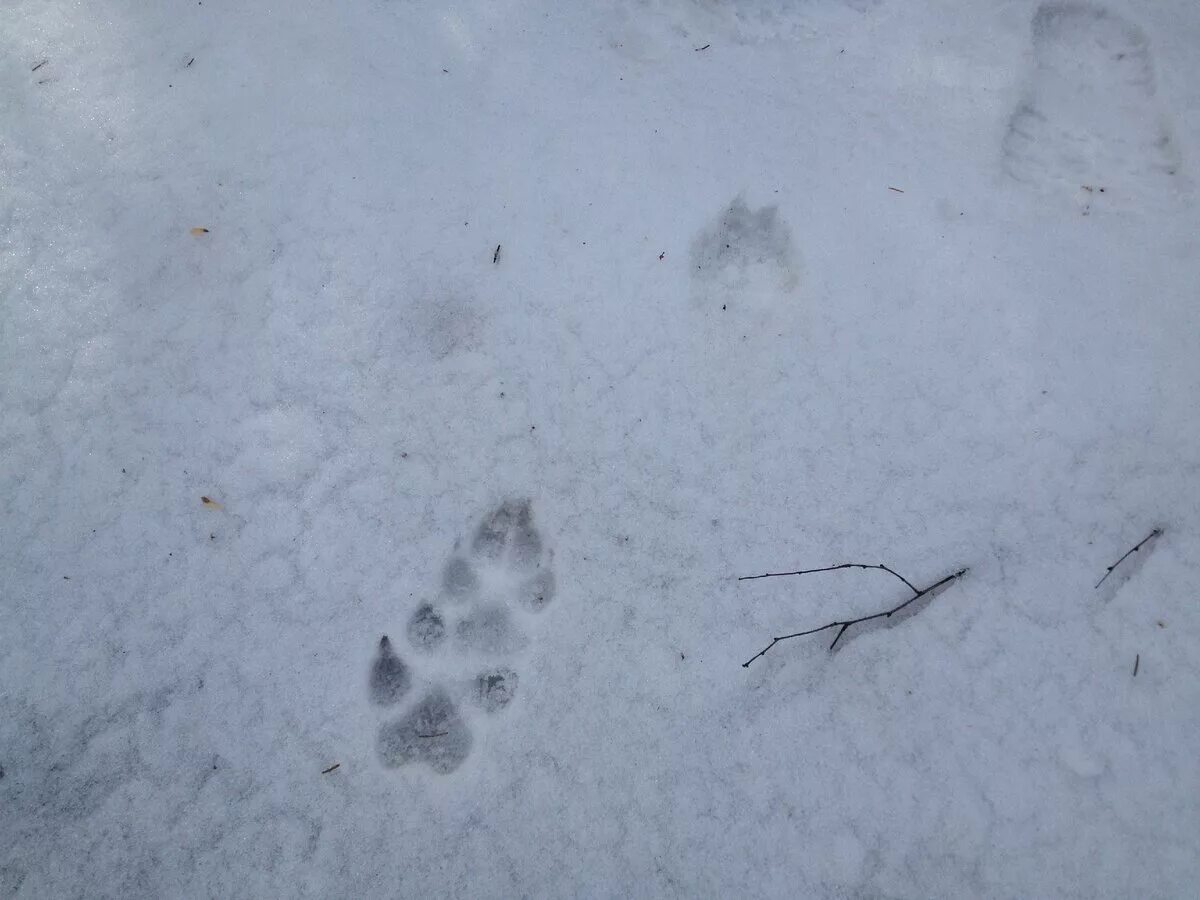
(368, 498, 555, 774)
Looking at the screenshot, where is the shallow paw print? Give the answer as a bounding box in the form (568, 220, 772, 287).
(368, 498, 556, 775)
(445, 497, 557, 613)
(1001, 2, 1183, 204)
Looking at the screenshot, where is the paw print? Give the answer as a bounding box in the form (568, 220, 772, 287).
(368, 498, 556, 774)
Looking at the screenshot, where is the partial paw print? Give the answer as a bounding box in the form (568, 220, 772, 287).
(1002, 2, 1184, 207)
(690, 196, 801, 315)
(367, 499, 555, 774)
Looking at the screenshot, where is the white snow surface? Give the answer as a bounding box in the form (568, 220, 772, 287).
(3, 0, 1200, 896)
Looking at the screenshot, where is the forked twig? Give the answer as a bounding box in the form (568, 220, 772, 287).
(740, 562, 918, 594)
(1095, 528, 1162, 588)
(742, 565, 968, 667)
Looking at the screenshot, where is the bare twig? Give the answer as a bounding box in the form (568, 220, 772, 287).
(742, 567, 968, 667)
(740, 562, 919, 595)
(419, 732, 449, 739)
(1132, 654, 1139, 677)
(1096, 527, 1162, 588)
(32, 60, 48, 72)
(493, 244, 501, 264)
(695, 44, 711, 51)
(321, 763, 340, 774)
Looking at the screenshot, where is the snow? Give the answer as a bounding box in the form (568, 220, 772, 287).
(2, 0, 1199, 896)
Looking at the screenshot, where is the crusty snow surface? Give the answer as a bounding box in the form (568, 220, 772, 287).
(3, 0, 1199, 897)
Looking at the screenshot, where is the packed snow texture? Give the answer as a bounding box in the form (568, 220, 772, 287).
(2, 0, 1200, 897)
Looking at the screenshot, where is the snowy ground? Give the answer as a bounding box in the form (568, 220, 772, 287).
(3, 0, 1200, 896)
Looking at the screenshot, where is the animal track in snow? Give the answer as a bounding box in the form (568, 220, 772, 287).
(1002, 2, 1183, 206)
(368, 498, 555, 774)
(611, 0, 877, 60)
(690, 197, 800, 313)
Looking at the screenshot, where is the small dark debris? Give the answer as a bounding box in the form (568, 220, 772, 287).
(32, 60, 47, 72)
(418, 732, 449, 739)
(1133, 654, 1139, 677)
(187, 57, 195, 67)
(63, 575, 70, 580)
(888, 186, 904, 193)
(493, 244, 502, 264)
(694, 44, 710, 51)
(658, 251, 665, 260)
(321, 763, 341, 774)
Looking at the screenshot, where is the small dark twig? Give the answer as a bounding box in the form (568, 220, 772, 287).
(32, 60, 48, 72)
(419, 732, 449, 739)
(1132, 654, 1139, 677)
(1095, 527, 1162, 588)
(321, 763, 340, 774)
(695, 44, 711, 51)
(742, 567, 968, 667)
(739, 562, 919, 596)
(186, 57, 195, 67)
(493, 244, 501, 264)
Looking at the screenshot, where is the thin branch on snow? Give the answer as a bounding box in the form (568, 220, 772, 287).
(1095, 527, 1162, 589)
(740, 562, 919, 594)
(741, 565, 969, 668)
